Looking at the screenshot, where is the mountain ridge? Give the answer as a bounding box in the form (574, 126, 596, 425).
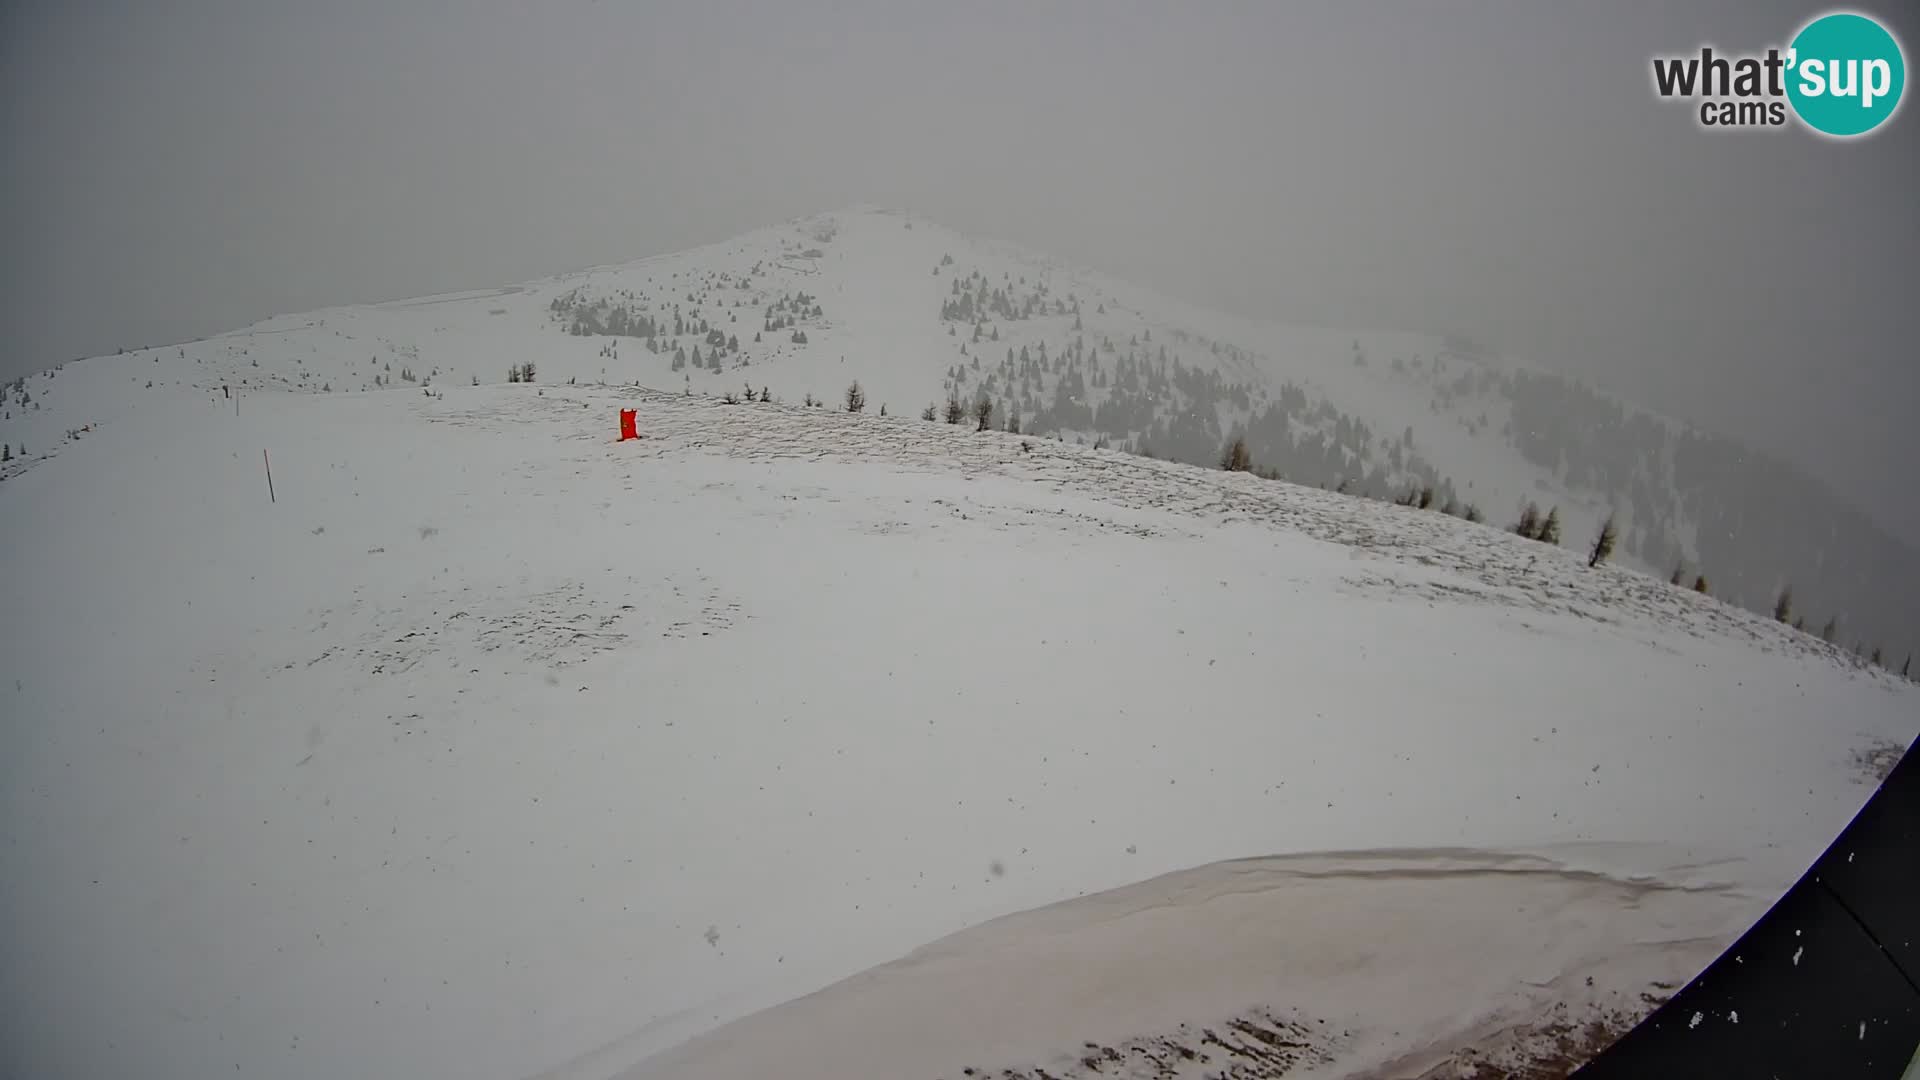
(1, 205, 1912, 662)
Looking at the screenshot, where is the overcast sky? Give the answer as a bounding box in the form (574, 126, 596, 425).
(4, 0, 1916, 537)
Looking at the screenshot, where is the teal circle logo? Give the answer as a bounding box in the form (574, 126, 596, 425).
(1787, 12, 1906, 137)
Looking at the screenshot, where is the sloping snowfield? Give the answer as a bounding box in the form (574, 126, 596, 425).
(629, 847, 1768, 1080)
(2, 383, 1913, 1080)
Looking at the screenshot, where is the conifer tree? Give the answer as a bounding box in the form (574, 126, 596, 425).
(1537, 507, 1562, 545)
(1588, 514, 1618, 567)
(1514, 502, 1541, 540)
(1219, 436, 1252, 473)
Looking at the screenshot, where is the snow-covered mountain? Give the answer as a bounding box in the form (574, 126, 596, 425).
(3, 207, 1912, 664)
(2, 209, 1917, 1080)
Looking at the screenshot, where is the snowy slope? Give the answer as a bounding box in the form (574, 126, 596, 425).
(0, 206, 1677, 545)
(3, 205, 1904, 614)
(2, 376, 1914, 1080)
(8, 207, 1914, 677)
(624, 845, 1777, 1080)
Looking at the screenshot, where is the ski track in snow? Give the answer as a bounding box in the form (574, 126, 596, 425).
(1, 382, 1914, 1080)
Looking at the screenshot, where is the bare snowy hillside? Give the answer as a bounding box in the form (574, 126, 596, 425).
(2, 374, 1914, 1079)
(2, 207, 1913, 664)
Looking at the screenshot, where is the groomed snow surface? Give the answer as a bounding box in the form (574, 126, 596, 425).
(2, 383, 1914, 1080)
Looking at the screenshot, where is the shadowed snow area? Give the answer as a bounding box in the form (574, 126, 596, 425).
(615, 845, 1763, 1080)
(2, 383, 1914, 1080)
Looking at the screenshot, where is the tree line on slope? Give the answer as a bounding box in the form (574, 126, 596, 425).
(549, 280, 823, 363)
(1218, 429, 1910, 678)
(1468, 366, 1918, 671)
(536, 254, 1914, 667)
(927, 322, 1916, 676)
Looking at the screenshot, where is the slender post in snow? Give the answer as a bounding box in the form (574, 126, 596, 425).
(263, 449, 276, 504)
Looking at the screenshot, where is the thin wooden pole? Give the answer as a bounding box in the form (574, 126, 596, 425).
(263, 449, 276, 503)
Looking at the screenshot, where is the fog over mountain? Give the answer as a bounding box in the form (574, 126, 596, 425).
(3, 0, 1915, 544)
